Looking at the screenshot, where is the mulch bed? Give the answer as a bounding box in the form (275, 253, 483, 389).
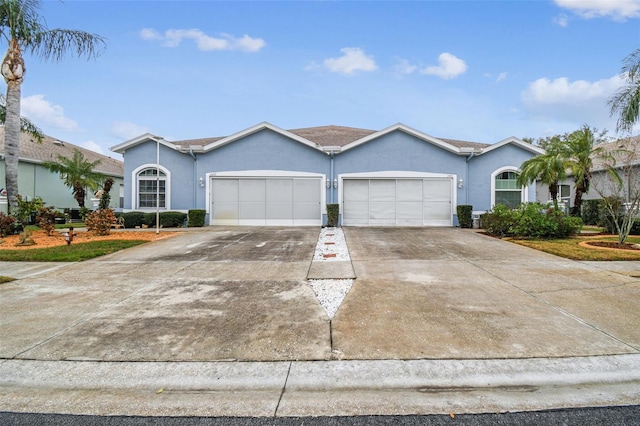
(580, 241, 640, 251)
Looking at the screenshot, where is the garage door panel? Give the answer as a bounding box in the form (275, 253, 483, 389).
(424, 179, 451, 200)
(397, 179, 423, 201)
(344, 180, 369, 201)
(370, 180, 395, 202)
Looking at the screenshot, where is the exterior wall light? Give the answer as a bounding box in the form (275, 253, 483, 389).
(199, 176, 205, 188)
(333, 179, 338, 189)
(458, 178, 464, 188)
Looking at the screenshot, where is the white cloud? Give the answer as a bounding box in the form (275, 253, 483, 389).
(421, 53, 468, 79)
(393, 58, 418, 75)
(553, 13, 570, 27)
(111, 121, 151, 140)
(322, 47, 378, 75)
(139, 28, 266, 52)
(521, 75, 623, 126)
(79, 140, 104, 155)
(554, 0, 640, 21)
(21, 95, 79, 132)
(496, 72, 508, 82)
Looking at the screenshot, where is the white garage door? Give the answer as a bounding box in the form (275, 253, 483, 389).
(210, 177, 322, 226)
(342, 178, 452, 226)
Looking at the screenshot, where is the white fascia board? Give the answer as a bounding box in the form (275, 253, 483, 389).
(340, 123, 461, 154)
(202, 121, 323, 153)
(110, 133, 178, 154)
(481, 137, 545, 155)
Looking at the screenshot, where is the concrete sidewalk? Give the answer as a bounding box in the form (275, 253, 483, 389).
(0, 227, 639, 416)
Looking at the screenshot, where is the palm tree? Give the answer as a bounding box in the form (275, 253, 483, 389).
(42, 149, 104, 208)
(561, 125, 608, 216)
(517, 139, 568, 211)
(0, 0, 105, 213)
(0, 95, 43, 140)
(609, 48, 640, 134)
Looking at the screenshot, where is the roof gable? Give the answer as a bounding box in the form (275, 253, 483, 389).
(480, 136, 545, 156)
(1, 128, 123, 177)
(340, 123, 465, 154)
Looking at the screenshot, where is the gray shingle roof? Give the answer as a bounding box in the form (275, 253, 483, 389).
(0, 127, 124, 177)
(173, 125, 490, 150)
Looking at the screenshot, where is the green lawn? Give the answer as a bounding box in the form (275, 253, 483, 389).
(0, 240, 148, 262)
(509, 235, 640, 261)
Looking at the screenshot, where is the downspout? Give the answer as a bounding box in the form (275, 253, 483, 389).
(330, 151, 335, 203)
(465, 152, 475, 204)
(189, 148, 197, 209)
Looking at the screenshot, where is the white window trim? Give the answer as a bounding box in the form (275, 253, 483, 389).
(131, 163, 171, 211)
(491, 166, 527, 208)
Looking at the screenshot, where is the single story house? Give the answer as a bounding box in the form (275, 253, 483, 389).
(112, 122, 544, 226)
(535, 136, 640, 211)
(0, 128, 124, 214)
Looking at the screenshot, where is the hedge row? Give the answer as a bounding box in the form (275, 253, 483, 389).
(115, 211, 187, 228)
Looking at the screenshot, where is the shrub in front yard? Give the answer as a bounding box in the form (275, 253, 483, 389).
(118, 211, 146, 228)
(188, 209, 206, 227)
(86, 208, 116, 236)
(143, 211, 187, 228)
(0, 212, 15, 237)
(326, 204, 339, 227)
(36, 206, 63, 236)
(483, 202, 582, 238)
(456, 205, 473, 228)
(581, 199, 602, 226)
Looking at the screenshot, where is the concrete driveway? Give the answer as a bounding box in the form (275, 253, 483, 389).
(1, 227, 639, 362)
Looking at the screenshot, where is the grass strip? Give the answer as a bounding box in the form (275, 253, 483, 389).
(0, 240, 148, 262)
(0, 276, 16, 284)
(509, 236, 640, 261)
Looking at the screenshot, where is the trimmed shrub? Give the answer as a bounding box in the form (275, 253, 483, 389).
(482, 204, 516, 238)
(326, 204, 339, 227)
(118, 211, 146, 228)
(456, 205, 473, 228)
(143, 211, 187, 228)
(188, 209, 206, 227)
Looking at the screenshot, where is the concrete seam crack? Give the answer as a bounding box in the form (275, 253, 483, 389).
(274, 361, 292, 417)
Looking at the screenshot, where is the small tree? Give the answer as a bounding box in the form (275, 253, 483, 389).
(591, 141, 640, 244)
(42, 149, 104, 208)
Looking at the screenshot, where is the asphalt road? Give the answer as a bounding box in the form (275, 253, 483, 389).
(2, 406, 640, 426)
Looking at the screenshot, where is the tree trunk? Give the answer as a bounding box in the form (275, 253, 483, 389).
(549, 181, 559, 210)
(572, 181, 586, 217)
(3, 81, 22, 214)
(2, 39, 25, 215)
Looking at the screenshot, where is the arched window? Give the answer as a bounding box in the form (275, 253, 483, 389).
(491, 167, 526, 209)
(133, 166, 170, 210)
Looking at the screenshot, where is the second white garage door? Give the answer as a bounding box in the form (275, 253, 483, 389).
(342, 178, 453, 226)
(210, 177, 322, 226)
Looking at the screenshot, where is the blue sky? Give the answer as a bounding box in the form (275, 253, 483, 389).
(8, 0, 640, 159)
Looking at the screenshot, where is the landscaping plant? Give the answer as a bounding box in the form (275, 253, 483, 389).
(85, 208, 116, 236)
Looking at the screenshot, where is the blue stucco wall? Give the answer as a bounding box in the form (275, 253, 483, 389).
(466, 144, 537, 212)
(334, 130, 468, 205)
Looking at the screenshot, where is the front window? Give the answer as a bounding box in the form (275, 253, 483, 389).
(494, 171, 522, 209)
(137, 168, 166, 209)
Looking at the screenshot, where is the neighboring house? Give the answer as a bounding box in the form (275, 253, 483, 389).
(112, 122, 543, 227)
(535, 136, 640, 211)
(0, 128, 124, 214)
